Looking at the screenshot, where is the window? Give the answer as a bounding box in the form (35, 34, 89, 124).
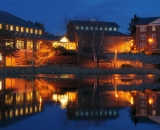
(21, 27, 24, 32)
(152, 26, 156, 31)
(100, 27, 103, 30)
(90, 27, 93, 30)
(140, 34, 146, 40)
(140, 26, 146, 32)
(140, 109, 146, 115)
(140, 101, 146, 107)
(109, 27, 112, 31)
(86, 27, 89, 30)
(152, 34, 156, 39)
(152, 94, 156, 99)
(140, 93, 146, 98)
(0, 81, 2, 90)
(152, 102, 156, 108)
(26, 28, 29, 33)
(35, 29, 38, 34)
(80, 26, 84, 30)
(104, 27, 107, 31)
(114, 28, 117, 31)
(140, 43, 145, 48)
(0, 53, 2, 61)
(16, 26, 19, 31)
(0, 24, 2, 29)
(5, 25, 8, 30)
(10, 25, 13, 31)
(16, 40, 24, 49)
(76, 26, 79, 30)
(152, 110, 156, 116)
(152, 43, 156, 48)
(95, 27, 98, 30)
(30, 28, 33, 33)
(39, 30, 42, 35)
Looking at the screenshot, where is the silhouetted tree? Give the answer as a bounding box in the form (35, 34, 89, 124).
(35, 21, 45, 31)
(127, 14, 140, 36)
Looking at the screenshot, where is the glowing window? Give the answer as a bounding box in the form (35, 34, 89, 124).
(104, 27, 107, 31)
(100, 27, 103, 30)
(95, 27, 98, 30)
(16, 26, 19, 31)
(10, 25, 13, 31)
(152, 26, 156, 31)
(0, 81, 2, 90)
(152, 110, 156, 116)
(20, 108, 23, 115)
(30, 28, 33, 33)
(35, 29, 38, 34)
(6, 25, 8, 30)
(90, 27, 93, 30)
(109, 27, 112, 31)
(75, 26, 79, 29)
(16, 40, 24, 49)
(0, 24, 2, 29)
(0, 53, 2, 61)
(21, 27, 24, 32)
(80, 26, 84, 30)
(86, 27, 89, 30)
(114, 28, 117, 31)
(26, 28, 29, 33)
(15, 109, 19, 116)
(39, 30, 42, 35)
(26, 107, 28, 114)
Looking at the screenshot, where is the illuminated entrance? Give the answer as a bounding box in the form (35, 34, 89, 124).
(52, 37, 76, 50)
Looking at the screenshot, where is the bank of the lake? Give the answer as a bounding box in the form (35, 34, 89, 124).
(0, 66, 160, 75)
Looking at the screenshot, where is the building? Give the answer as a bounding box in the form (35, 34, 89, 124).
(135, 17, 160, 54)
(66, 20, 132, 54)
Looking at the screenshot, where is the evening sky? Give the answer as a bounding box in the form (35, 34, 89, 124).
(0, 0, 160, 35)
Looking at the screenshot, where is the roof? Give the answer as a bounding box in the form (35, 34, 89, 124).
(136, 17, 160, 25)
(68, 20, 120, 27)
(0, 10, 42, 29)
(75, 30, 128, 37)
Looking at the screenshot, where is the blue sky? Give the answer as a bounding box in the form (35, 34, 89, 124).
(0, 0, 160, 35)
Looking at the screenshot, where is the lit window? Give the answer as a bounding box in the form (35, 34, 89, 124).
(0, 81, 2, 90)
(0, 24, 2, 29)
(152, 110, 156, 116)
(109, 27, 112, 31)
(100, 27, 103, 30)
(95, 27, 98, 30)
(76, 26, 79, 29)
(10, 25, 13, 31)
(35, 29, 38, 34)
(21, 27, 24, 32)
(39, 30, 42, 35)
(90, 27, 93, 30)
(6, 25, 8, 30)
(104, 27, 107, 31)
(152, 34, 156, 39)
(26, 28, 29, 33)
(0, 53, 2, 61)
(114, 28, 117, 31)
(140, 34, 146, 40)
(30, 28, 33, 33)
(152, 26, 156, 31)
(86, 27, 89, 30)
(80, 26, 84, 30)
(16, 40, 24, 49)
(140, 26, 146, 32)
(16, 26, 19, 31)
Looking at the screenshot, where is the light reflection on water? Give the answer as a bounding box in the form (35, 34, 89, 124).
(0, 74, 160, 130)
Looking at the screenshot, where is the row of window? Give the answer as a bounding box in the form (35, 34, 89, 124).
(140, 34, 156, 40)
(75, 26, 117, 31)
(140, 42, 156, 48)
(0, 23, 42, 35)
(140, 109, 156, 116)
(140, 25, 156, 32)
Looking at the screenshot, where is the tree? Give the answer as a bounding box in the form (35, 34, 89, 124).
(0, 23, 18, 67)
(127, 14, 140, 37)
(35, 21, 46, 32)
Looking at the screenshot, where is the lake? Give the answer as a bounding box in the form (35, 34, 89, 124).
(0, 74, 160, 130)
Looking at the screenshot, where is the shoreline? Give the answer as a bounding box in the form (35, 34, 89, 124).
(0, 66, 160, 75)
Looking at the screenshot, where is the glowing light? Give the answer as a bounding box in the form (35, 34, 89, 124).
(39, 96, 42, 103)
(149, 38, 153, 42)
(149, 99, 152, 104)
(59, 96, 68, 109)
(131, 97, 134, 104)
(115, 93, 118, 98)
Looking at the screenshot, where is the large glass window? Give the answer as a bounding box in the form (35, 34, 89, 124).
(27, 41, 33, 50)
(152, 34, 156, 39)
(16, 40, 24, 49)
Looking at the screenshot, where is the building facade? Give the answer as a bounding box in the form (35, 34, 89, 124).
(66, 20, 132, 54)
(135, 17, 160, 54)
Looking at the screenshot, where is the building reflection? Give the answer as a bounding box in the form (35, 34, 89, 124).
(0, 74, 160, 126)
(0, 78, 43, 127)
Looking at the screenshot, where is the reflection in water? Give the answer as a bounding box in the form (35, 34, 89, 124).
(0, 74, 160, 128)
